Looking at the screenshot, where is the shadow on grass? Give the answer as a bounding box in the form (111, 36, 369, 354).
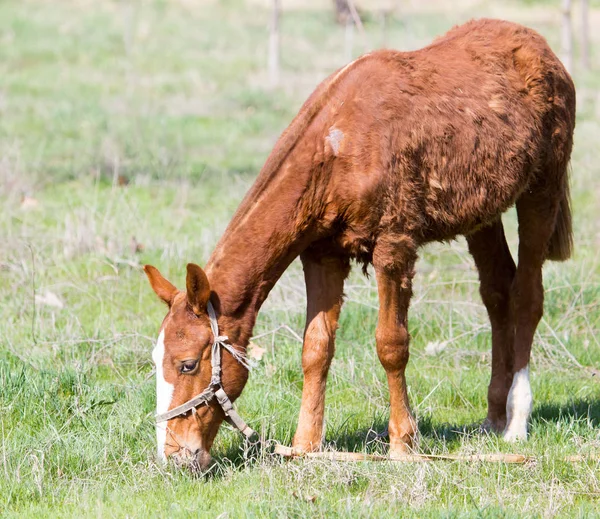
(531, 398, 600, 427)
(209, 397, 600, 476)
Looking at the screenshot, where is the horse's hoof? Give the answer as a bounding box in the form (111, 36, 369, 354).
(502, 425, 528, 442)
(389, 446, 413, 459)
(291, 439, 321, 454)
(388, 437, 415, 458)
(481, 417, 506, 433)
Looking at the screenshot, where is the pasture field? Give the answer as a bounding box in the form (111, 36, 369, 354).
(1, 0, 599, 517)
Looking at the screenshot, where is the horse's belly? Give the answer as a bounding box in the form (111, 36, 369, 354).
(419, 168, 525, 240)
(394, 117, 538, 241)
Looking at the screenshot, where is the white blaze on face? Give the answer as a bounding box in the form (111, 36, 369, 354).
(153, 330, 174, 461)
(503, 365, 533, 442)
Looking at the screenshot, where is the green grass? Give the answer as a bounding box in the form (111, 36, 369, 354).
(1, 0, 599, 517)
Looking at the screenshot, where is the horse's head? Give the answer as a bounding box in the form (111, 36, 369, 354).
(143, 263, 249, 473)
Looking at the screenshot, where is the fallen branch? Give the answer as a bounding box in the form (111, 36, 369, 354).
(274, 445, 599, 464)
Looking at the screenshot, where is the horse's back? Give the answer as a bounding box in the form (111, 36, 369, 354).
(323, 19, 575, 245)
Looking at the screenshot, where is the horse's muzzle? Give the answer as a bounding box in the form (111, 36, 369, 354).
(171, 448, 213, 474)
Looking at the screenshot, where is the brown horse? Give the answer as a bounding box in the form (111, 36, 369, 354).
(144, 19, 575, 471)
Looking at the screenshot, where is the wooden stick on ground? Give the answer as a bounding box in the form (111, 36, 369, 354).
(274, 445, 599, 464)
(274, 445, 529, 463)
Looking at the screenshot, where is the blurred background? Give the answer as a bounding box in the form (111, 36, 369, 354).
(1, 0, 597, 191)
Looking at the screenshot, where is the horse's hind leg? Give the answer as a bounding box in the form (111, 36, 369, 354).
(292, 251, 350, 453)
(373, 240, 418, 455)
(467, 219, 516, 432)
(502, 190, 562, 441)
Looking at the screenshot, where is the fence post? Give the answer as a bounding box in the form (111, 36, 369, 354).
(344, 20, 354, 62)
(268, 0, 280, 87)
(561, 0, 573, 74)
(581, 0, 590, 70)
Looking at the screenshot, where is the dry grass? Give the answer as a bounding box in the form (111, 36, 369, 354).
(0, 0, 599, 517)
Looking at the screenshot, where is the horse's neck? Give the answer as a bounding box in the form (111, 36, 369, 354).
(203, 64, 350, 342)
(204, 161, 315, 345)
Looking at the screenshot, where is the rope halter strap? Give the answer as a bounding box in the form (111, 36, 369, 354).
(154, 301, 256, 439)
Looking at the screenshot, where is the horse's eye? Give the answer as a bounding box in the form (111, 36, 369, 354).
(180, 360, 198, 374)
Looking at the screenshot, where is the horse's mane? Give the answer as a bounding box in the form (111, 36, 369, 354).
(224, 57, 367, 232)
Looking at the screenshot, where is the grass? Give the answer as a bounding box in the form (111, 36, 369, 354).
(1, 0, 599, 517)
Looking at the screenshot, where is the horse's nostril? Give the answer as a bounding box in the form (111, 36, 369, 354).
(170, 447, 213, 474)
(196, 449, 213, 471)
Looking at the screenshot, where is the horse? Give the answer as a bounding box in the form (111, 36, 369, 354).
(143, 18, 575, 472)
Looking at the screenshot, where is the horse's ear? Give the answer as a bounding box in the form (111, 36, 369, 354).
(143, 265, 178, 306)
(186, 263, 211, 315)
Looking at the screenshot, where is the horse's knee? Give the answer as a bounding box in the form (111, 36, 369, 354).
(478, 261, 514, 311)
(480, 284, 511, 314)
(512, 273, 544, 324)
(302, 320, 335, 376)
(529, 295, 544, 324)
(376, 327, 410, 373)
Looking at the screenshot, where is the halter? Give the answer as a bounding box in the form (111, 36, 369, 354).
(154, 301, 256, 439)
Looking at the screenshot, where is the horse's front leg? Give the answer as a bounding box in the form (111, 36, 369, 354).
(292, 252, 350, 453)
(373, 241, 418, 456)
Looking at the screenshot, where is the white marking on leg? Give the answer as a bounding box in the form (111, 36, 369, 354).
(503, 366, 532, 442)
(153, 330, 174, 461)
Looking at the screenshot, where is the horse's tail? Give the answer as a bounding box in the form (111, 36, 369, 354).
(546, 168, 573, 261)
